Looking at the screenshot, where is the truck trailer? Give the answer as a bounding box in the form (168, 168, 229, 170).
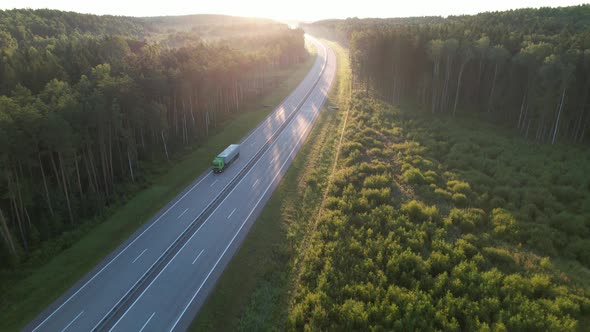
(212, 144, 240, 173)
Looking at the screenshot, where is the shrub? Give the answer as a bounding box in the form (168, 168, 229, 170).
(482, 247, 517, 270)
(363, 174, 392, 189)
(491, 208, 516, 235)
(524, 188, 555, 212)
(520, 203, 542, 223)
(452, 193, 468, 207)
(325, 197, 347, 211)
(524, 219, 568, 253)
(489, 196, 507, 209)
(492, 186, 516, 203)
(549, 212, 588, 237)
(551, 186, 581, 204)
(434, 187, 452, 200)
(402, 200, 439, 223)
(340, 141, 364, 158)
(427, 251, 451, 276)
(447, 180, 471, 195)
(358, 162, 388, 176)
(350, 196, 370, 214)
(411, 156, 434, 170)
(361, 187, 391, 206)
(402, 167, 426, 185)
(423, 170, 440, 185)
(339, 299, 369, 329)
(444, 208, 485, 231)
(343, 149, 363, 166)
(565, 238, 590, 266)
(368, 147, 386, 158)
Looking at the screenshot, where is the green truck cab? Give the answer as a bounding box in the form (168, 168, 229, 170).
(212, 144, 240, 173)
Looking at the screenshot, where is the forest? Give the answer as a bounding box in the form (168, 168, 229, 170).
(0, 9, 305, 268)
(304, 5, 590, 144)
(289, 5, 590, 330)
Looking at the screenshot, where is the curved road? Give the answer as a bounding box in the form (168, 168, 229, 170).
(26, 36, 336, 332)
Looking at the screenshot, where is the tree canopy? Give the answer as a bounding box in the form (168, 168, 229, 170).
(304, 4, 590, 144)
(0, 9, 306, 268)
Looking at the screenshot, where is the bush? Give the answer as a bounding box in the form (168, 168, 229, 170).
(424, 170, 440, 185)
(363, 174, 392, 189)
(434, 187, 452, 200)
(402, 167, 426, 185)
(452, 193, 468, 207)
(368, 147, 386, 158)
(427, 251, 451, 276)
(524, 221, 567, 256)
(565, 238, 590, 266)
(444, 208, 485, 231)
(482, 247, 517, 271)
(489, 196, 506, 209)
(490, 208, 516, 236)
(402, 200, 439, 223)
(492, 186, 518, 203)
(447, 180, 471, 195)
(549, 212, 588, 237)
(361, 187, 391, 206)
(341, 141, 364, 158)
(524, 188, 555, 212)
(551, 186, 581, 204)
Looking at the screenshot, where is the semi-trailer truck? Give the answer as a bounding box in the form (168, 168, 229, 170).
(212, 144, 240, 173)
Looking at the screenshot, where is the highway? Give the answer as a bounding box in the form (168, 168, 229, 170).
(26, 35, 336, 332)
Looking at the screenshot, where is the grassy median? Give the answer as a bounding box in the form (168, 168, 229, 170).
(190, 40, 351, 331)
(0, 43, 317, 332)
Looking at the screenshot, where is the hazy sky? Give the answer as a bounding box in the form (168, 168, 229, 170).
(0, 0, 587, 21)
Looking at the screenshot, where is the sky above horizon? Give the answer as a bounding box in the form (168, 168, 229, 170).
(0, 0, 587, 21)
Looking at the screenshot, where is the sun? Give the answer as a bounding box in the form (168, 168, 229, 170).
(186, 0, 321, 21)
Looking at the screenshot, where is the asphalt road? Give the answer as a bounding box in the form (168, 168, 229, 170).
(26, 35, 336, 332)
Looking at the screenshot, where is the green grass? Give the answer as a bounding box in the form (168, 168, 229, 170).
(190, 39, 351, 332)
(0, 43, 317, 332)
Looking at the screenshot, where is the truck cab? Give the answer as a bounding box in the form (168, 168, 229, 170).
(212, 157, 225, 173)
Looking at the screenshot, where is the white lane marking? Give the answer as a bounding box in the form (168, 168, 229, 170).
(60, 311, 83, 332)
(192, 249, 205, 265)
(111, 39, 329, 332)
(240, 36, 324, 146)
(177, 208, 189, 219)
(132, 249, 148, 264)
(138, 312, 155, 332)
(31, 173, 214, 332)
(210, 179, 219, 188)
(227, 208, 236, 220)
(110, 209, 222, 330)
(169, 54, 329, 331)
(241, 53, 320, 145)
(252, 179, 260, 188)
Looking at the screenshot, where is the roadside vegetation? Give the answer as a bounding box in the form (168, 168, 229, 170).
(0, 9, 313, 330)
(288, 7, 590, 329)
(288, 95, 590, 330)
(191, 40, 350, 331)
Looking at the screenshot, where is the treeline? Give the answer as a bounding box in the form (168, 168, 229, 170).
(288, 96, 590, 331)
(0, 9, 306, 267)
(304, 5, 590, 144)
(0, 9, 147, 40)
(0, 9, 284, 41)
